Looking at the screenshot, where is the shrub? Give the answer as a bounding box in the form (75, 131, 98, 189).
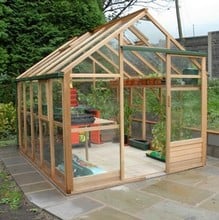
(0, 103, 16, 139)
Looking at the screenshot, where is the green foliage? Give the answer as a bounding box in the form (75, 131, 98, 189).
(0, 103, 17, 139)
(78, 81, 118, 120)
(0, 0, 105, 103)
(208, 78, 219, 130)
(0, 170, 22, 209)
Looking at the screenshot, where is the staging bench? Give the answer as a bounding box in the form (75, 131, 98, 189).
(71, 117, 117, 160)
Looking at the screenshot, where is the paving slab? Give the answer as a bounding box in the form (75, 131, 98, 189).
(12, 171, 45, 185)
(74, 207, 140, 220)
(141, 180, 213, 205)
(46, 197, 103, 220)
(6, 163, 35, 174)
(165, 170, 207, 186)
(136, 200, 219, 220)
(196, 176, 219, 192)
(2, 156, 27, 166)
(88, 185, 163, 215)
(199, 193, 219, 213)
(26, 189, 66, 208)
(20, 181, 55, 193)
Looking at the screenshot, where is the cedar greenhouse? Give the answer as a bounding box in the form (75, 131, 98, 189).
(16, 9, 208, 194)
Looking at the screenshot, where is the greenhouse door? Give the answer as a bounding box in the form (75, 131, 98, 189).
(166, 54, 207, 173)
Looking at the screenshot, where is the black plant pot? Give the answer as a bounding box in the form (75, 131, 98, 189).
(129, 138, 150, 150)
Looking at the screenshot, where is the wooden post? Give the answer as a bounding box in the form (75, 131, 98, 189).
(47, 80, 55, 178)
(38, 82, 43, 166)
(30, 82, 35, 159)
(119, 32, 125, 180)
(165, 54, 171, 173)
(17, 82, 22, 149)
(62, 73, 73, 193)
(201, 57, 207, 165)
(142, 88, 146, 140)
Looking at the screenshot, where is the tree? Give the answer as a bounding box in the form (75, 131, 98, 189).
(0, 0, 105, 103)
(102, 0, 174, 19)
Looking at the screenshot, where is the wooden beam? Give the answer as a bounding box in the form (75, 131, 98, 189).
(62, 74, 73, 194)
(119, 32, 125, 181)
(201, 57, 207, 166)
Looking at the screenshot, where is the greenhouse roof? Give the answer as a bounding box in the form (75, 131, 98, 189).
(17, 8, 206, 80)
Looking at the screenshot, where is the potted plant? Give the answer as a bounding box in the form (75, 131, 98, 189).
(146, 94, 166, 162)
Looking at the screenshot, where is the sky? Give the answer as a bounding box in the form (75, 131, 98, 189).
(135, 0, 219, 38)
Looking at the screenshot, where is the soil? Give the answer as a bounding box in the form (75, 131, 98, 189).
(0, 161, 60, 220)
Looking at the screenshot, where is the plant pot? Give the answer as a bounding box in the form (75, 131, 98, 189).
(129, 138, 150, 150)
(146, 150, 165, 162)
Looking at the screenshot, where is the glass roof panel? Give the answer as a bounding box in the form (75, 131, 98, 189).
(133, 17, 166, 47)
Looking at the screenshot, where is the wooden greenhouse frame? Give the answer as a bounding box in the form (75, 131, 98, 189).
(16, 9, 207, 194)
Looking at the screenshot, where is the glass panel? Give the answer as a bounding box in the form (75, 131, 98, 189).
(53, 79, 63, 122)
(25, 82, 30, 112)
(33, 81, 38, 114)
(33, 115, 40, 164)
(26, 113, 32, 156)
(42, 120, 51, 171)
(20, 113, 25, 150)
(71, 79, 120, 177)
(137, 51, 166, 76)
(72, 39, 119, 74)
(171, 90, 201, 141)
(54, 125, 65, 184)
(133, 17, 166, 47)
(41, 82, 48, 115)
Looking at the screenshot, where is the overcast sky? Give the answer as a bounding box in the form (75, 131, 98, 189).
(145, 0, 219, 38)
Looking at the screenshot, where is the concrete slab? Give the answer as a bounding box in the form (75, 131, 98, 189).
(26, 189, 66, 208)
(141, 180, 213, 205)
(73, 207, 140, 220)
(196, 176, 219, 192)
(2, 156, 27, 166)
(88, 186, 163, 215)
(165, 170, 206, 186)
(46, 197, 103, 220)
(6, 163, 35, 174)
(199, 194, 219, 213)
(13, 171, 45, 185)
(136, 200, 219, 220)
(20, 181, 54, 194)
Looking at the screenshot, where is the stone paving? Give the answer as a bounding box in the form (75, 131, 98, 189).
(1, 146, 219, 220)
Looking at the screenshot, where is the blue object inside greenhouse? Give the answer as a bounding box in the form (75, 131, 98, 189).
(57, 154, 105, 177)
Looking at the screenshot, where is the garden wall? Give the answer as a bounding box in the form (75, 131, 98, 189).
(177, 31, 219, 78)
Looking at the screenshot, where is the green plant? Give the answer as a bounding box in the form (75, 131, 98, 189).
(77, 81, 118, 120)
(0, 102, 17, 140)
(150, 96, 166, 156)
(0, 171, 22, 210)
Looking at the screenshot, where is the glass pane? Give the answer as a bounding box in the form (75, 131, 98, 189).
(33, 81, 38, 114)
(54, 125, 65, 184)
(171, 90, 201, 141)
(133, 17, 166, 47)
(26, 113, 32, 156)
(25, 82, 30, 112)
(71, 79, 120, 177)
(41, 83, 48, 116)
(53, 79, 63, 122)
(33, 115, 40, 163)
(42, 120, 51, 170)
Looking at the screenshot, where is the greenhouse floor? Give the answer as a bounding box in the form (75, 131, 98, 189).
(72, 142, 165, 179)
(1, 146, 219, 220)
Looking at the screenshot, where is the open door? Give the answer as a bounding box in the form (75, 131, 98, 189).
(166, 53, 207, 173)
